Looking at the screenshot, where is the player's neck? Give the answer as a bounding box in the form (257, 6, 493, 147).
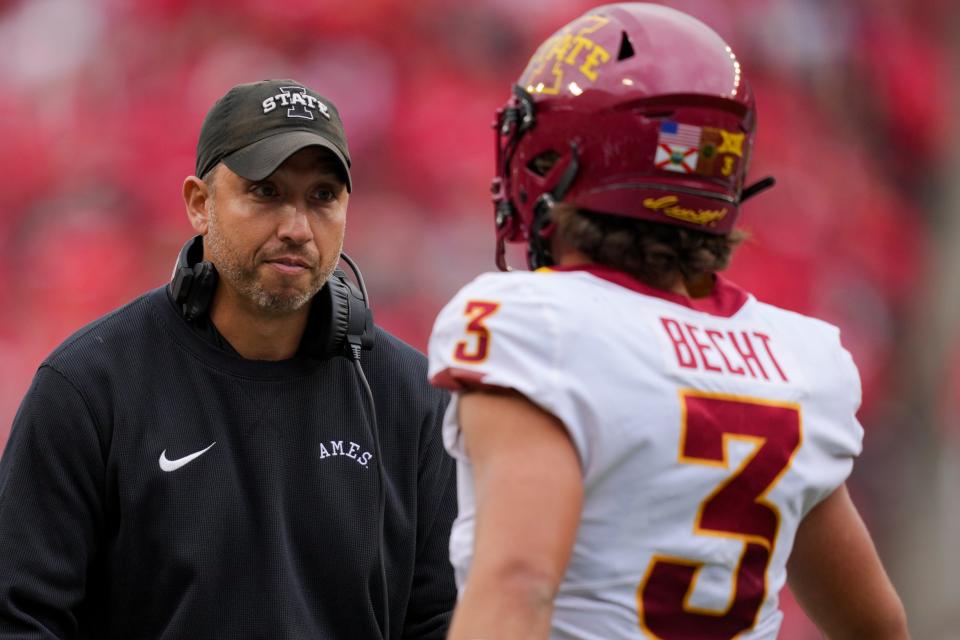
(208, 285, 309, 360)
(684, 273, 715, 299)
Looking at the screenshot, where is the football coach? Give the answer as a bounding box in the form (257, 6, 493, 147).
(0, 79, 457, 639)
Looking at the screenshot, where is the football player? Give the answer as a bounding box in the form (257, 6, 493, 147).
(427, 4, 909, 639)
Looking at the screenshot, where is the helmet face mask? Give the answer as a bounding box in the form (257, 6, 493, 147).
(492, 2, 768, 270)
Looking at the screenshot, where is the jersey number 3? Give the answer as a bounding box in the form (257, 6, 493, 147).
(638, 390, 802, 639)
(454, 300, 500, 363)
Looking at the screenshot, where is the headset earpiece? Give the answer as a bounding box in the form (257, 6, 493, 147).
(171, 235, 218, 322)
(308, 271, 351, 358)
(305, 264, 374, 359)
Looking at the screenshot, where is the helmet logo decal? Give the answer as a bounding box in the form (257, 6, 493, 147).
(655, 122, 702, 174)
(655, 121, 744, 179)
(716, 130, 745, 157)
(643, 196, 728, 227)
(522, 15, 612, 95)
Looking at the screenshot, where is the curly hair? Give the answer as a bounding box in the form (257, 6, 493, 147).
(551, 203, 745, 291)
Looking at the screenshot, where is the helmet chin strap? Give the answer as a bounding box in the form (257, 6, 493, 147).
(527, 143, 581, 271)
(527, 193, 557, 271)
(741, 176, 776, 202)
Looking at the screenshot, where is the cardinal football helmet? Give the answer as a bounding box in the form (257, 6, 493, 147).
(492, 3, 773, 269)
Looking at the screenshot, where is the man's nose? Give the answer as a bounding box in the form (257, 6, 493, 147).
(277, 202, 313, 244)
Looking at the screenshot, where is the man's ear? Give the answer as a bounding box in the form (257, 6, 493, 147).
(183, 175, 211, 234)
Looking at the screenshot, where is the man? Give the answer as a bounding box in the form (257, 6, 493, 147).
(428, 5, 909, 639)
(0, 79, 456, 639)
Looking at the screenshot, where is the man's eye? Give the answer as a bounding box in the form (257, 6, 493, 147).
(251, 183, 278, 197)
(313, 188, 336, 202)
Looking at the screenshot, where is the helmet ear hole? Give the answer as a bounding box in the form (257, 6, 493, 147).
(617, 31, 635, 61)
(527, 150, 561, 177)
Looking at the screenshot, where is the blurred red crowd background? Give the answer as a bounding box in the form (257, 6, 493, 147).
(0, 0, 957, 636)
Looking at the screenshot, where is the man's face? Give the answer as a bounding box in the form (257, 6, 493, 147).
(203, 146, 348, 314)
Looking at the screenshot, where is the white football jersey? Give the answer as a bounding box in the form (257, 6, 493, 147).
(428, 265, 863, 640)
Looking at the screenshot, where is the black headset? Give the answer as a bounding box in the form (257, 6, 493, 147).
(170, 234, 374, 358)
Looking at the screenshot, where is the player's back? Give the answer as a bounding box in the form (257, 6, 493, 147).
(428, 265, 863, 640)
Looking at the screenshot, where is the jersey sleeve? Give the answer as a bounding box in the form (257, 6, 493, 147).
(798, 325, 866, 517)
(427, 274, 591, 468)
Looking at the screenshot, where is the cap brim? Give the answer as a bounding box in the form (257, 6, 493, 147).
(222, 130, 352, 192)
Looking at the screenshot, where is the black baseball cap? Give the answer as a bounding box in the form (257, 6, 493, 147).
(195, 79, 352, 191)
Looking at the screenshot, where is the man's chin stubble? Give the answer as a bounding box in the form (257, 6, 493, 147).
(244, 278, 321, 314)
(252, 290, 314, 313)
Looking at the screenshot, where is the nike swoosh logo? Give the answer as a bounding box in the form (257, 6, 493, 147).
(159, 442, 216, 472)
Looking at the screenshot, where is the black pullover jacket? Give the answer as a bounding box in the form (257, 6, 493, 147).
(0, 286, 456, 639)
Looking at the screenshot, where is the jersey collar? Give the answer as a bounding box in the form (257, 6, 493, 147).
(545, 264, 750, 318)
